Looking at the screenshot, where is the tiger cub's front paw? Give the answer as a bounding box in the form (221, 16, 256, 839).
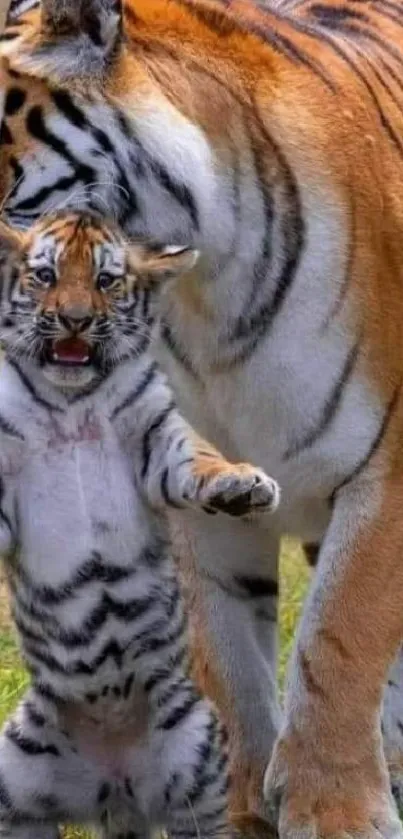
(201, 465, 280, 518)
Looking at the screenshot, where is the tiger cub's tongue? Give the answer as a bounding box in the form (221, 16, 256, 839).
(52, 337, 90, 364)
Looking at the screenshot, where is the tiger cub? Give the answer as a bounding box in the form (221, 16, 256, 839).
(0, 210, 279, 839)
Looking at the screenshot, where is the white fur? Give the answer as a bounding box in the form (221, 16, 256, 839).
(0, 350, 234, 838)
(0, 6, 399, 823)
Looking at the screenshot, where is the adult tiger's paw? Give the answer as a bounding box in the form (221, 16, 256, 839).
(201, 465, 280, 518)
(264, 728, 403, 839)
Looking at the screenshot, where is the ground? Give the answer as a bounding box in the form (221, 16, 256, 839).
(0, 538, 310, 839)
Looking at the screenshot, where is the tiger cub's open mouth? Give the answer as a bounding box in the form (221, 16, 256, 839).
(50, 337, 92, 367)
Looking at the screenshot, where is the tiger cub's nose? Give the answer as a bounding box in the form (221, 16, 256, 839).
(58, 306, 93, 334)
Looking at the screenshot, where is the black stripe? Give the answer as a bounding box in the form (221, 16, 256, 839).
(341, 26, 403, 123)
(132, 612, 184, 657)
(0, 775, 13, 812)
(50, 89, 136, 224)
(160, 467, 183, 509)
(331, 384, 401, 501)
(21, 588, 161, 653)
(230, 117, 274, 338)
(284, 339, 360, 459)
(0, 412, 25, 441)
(110, 362, 158, 420)
(73, 639, 127, 674)
(23, 551, 137, 606)
(123, 674, 134, 699)
(0, 122, 13, 146)
(220, 104, 304, 365)
(53, 590, 159, 648)
(173, 0, 336, 91)
(24, 701, 46, 728)
(148, 159, 199, 231)
(0, 476, 13, 538)
(8, 359, 63, 413)
(14, 174, 79, 215)
(5, 88, 26, 117)
(143, 658, 183, 695)
(0, 32, 20, 41)
(186, 718, 217, 803)
(33, 683, 62, 704)
(235, 575, 279, 598)
(133, 613, 187, 660)
(26, 636, 131, 677)
(158, 692, 200, 731)
(97, 783, 110, 804)
(284, 15, 403, 158)
(141, 402, 175, 479)
(160, 320, 199, 379)
(322, 192, 356, 330)
(374, 1, 403, 33)
(5, 722, 60, 756)
(25, 106, 95, 182)
(125, 778, 134, 798)
(13, 615, 45, 647)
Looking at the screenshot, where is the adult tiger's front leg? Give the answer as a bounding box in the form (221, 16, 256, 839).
(301, 544, 403, 809)
(264, 471, 403, 839)
(174, 507, 281, 829)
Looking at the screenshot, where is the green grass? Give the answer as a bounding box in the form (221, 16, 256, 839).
(0, 539, 311, 838)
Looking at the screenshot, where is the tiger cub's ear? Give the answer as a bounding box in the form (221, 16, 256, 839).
(129, 244, 200, 282)
(0, 221, 24, 260)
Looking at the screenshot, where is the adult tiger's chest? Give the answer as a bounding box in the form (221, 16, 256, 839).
(0, 45, 385, 546)
(155, 283, 382, 544)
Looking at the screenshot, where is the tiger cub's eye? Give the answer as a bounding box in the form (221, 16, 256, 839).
(97, 272, 119, 291)
(35, 267, 56, 287)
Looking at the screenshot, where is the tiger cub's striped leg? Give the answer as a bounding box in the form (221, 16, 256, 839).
(148, 688, 230, 839)
(264, 477, 403, 839)
(382, 647, 403, 808)
(0, 689, 104, 837)
(174, 509, 281, 824)
(97, 808, 150, 839)
(143, 421, 280, 519)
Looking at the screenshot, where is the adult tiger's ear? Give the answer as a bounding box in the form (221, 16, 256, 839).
(41, 0, 121, 43)
(42, 0, 122, 78)
(4, 0, 123, 83)
(129, 244, 200, 282)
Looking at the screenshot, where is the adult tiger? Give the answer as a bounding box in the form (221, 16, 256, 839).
(1, 1, 403, 838)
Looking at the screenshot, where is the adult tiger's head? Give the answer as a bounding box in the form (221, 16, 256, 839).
(0, 211, 197, 390)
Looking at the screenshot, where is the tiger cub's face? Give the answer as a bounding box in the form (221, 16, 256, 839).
(0, 212, 198, 391)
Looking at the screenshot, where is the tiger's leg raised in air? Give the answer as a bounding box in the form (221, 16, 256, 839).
(264, 471, 403, 839)
(174, 508, 281, 827)
(0, 689, 104, 839)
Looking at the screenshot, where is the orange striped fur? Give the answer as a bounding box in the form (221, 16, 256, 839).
(2, 2, 403, 838)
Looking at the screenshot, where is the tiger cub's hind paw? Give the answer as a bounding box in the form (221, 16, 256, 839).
(201, 465, 280, 518)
